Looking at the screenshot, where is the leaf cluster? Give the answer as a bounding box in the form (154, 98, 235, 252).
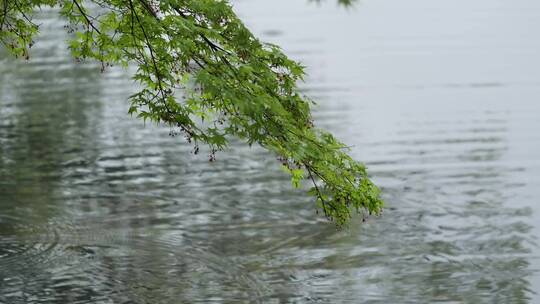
(0, 0, 383, 227)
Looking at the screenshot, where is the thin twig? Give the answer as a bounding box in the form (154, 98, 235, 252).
(72, 0, 101, 34)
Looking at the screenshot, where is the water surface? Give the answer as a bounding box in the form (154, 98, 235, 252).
(1, 0, 540, 303)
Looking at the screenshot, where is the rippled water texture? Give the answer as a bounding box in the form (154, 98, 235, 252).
(1, 0, 540, 303)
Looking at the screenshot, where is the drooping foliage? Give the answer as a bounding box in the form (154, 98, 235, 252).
(0, 0, 383, 226)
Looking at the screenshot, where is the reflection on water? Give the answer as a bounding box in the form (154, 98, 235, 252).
(1, 0, 540, 303)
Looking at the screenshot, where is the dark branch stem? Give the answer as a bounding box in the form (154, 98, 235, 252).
(72, 0, 101, 34)
(306, 165, 329, 217)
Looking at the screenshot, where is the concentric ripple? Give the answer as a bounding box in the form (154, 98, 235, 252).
(0, 216, 267, 304)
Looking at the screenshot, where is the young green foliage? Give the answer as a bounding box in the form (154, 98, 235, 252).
(0, 0, 383, 227)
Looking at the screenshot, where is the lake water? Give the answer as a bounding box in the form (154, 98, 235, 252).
(1, 0, 540, 302)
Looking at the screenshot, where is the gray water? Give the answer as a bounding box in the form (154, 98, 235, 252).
(1, 0, 540, 303)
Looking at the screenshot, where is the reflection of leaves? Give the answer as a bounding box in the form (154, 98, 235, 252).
(309, 0, 358, 7)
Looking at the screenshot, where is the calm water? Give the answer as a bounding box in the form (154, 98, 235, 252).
(1, 0, 540, 303)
